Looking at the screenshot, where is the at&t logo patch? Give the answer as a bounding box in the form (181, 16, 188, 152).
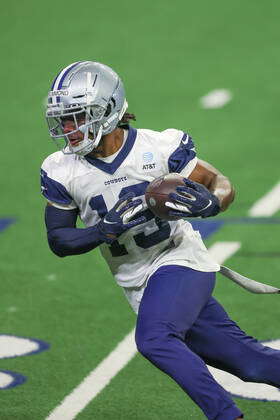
(142, 152, 153, 163)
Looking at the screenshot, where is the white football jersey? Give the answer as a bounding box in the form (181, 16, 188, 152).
(41, 127, 220, 290)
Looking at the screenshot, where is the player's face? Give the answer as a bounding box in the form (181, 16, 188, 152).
(61, 112, 86, 147)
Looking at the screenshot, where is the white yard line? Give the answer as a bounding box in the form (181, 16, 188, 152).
(208, 241, 241, 264)
(46, 330, 137, 420)
(199, 89, 232, 109)
(248, 181, 280, 216)
(46, 242, 240, 420)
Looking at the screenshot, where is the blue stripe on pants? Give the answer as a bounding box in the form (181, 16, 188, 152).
(135, 265, 243, 420)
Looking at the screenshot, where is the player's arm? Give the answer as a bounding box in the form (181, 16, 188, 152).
(45, 204, 103, 257)
(164, 130, 234, 218)
(45, 193, 146, 258)
(41, 164, 146, 257)
(188, 159, 235, 212)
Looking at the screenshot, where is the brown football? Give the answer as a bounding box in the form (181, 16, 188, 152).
(145, 173, 186, 220)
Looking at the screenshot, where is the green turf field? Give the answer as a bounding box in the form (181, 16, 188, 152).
(1, 0, 280, 418)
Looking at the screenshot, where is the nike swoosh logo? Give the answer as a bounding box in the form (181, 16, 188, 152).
(103, 217, 118, 225)
(201, 200, 212, 211)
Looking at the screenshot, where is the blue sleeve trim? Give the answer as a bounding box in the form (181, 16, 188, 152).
(168, 133, 196, 173)
(40, 169, 73, 205)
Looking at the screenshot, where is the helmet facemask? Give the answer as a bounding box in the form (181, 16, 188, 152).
(46, 104, 107, 156)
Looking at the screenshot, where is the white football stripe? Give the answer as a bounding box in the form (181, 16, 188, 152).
(248, 181, 280, 216)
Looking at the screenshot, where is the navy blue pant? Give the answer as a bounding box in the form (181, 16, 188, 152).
(135, 265, 280, 420)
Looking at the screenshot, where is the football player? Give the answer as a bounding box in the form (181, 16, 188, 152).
(41, 61, 280, 420)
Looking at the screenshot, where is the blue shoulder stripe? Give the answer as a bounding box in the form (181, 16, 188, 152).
(40, 169, 73, 205)
(168, 132, 196, 173)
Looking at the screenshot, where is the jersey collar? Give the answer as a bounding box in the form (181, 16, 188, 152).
(84, 126, 137, 175)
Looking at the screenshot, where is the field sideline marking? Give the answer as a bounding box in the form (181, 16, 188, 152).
(248, 181, 280, 216)
(45, 242, 240, 420)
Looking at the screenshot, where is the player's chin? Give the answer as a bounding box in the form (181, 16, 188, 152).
(69, 139, 83, 147)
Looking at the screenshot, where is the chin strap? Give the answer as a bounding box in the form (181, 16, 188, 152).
(90, 125, 103, 149)
(219, 265, 280, 294)
(67, 125, 103, 156)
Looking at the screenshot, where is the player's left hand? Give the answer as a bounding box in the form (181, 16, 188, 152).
(166, 178, 221, 218)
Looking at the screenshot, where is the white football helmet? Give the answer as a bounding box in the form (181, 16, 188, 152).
(46, 61, 128, 156)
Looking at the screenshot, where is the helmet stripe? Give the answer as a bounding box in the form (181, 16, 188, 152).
(51, 73, 59, 90)
(57, 61, 82, 89)
(51, 61, 83, 91)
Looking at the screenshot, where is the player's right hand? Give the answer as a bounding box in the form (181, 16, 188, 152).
(166, 179, 220, 218)
(97, 192, 146, 244)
